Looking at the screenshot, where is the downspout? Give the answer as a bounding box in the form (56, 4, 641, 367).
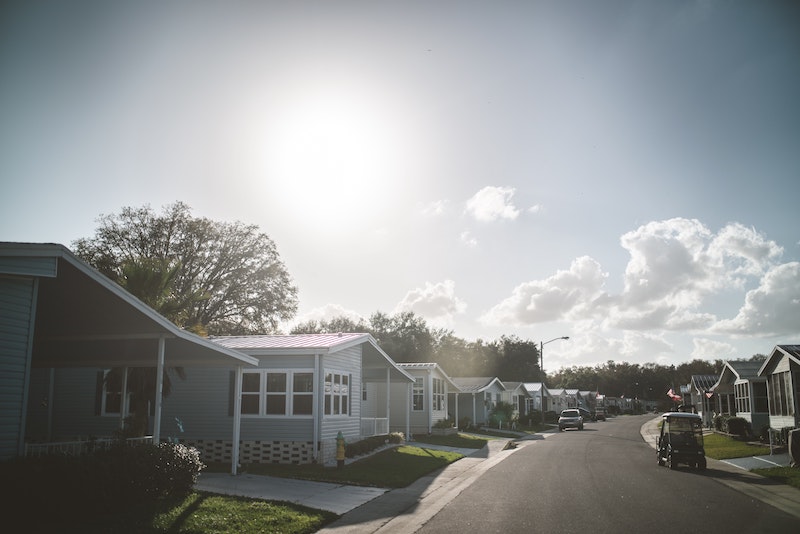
(406, 381, 411, 440)
(120, 367, 128, 429)
(427, 369, 433, 433)
(386, 367, 390, 433)
(152, 336, 165, 444)
(313, 354, 320, 462)
(232, 365, 243, 475)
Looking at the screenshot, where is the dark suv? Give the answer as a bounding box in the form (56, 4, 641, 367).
(558, 409, 584, 431)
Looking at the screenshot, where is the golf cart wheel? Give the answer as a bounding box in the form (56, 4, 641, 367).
(698, 458, 707, 470)
(667, 454, 677, 470)
(658, 455, 665, 466)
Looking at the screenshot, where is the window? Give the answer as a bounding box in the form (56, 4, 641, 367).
(241, 370, 314, 417)
(735, 382, 750, 413)
(324, 371, 351, 416)
(100, 369, 124, 416)
(769, 372, 794, 416)
(412, 378, 424, 411)
(432, 378, 445, 411)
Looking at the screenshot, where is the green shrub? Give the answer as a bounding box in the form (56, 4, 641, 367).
(2, 441, 205, 525)
(345, 434, 404, 457)
(488, 401, 515, 427)
(458, 416, 473, 430)
(433, 418, 455, 429)
(726, 417, 749, 437)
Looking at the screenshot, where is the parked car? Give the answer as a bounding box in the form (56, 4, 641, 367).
(578, 407, 595, 421)
(595, 407, 607, 421)
(558, 409, 584, 431)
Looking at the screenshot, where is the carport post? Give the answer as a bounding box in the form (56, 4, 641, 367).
(232, 365, 243, 475)
(152, 336, 166, 444)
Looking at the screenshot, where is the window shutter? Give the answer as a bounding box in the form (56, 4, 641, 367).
(95, 371, 104, 416)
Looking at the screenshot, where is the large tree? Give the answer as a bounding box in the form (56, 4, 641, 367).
(74, 202, 298, 335)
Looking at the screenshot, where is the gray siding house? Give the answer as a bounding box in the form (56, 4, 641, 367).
(199, 334, 415, 465)
(712, 360, 769, 433)
(387, 362, 461, 436)
(758, 345, 800, 431)
(451, 377, 506, 427)
(1, 242, 257, 465)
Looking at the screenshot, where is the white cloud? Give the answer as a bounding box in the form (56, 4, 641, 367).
(480, 256, 608, 326)
(420, 199, 449, 217)
(690, 338, 737, 360)
(460, 230, 478, 248)
(465, 186, 520, 222)
(481, 218, 791, 338)
(713, 262, 800, 336)
(547, 329, 674, 370)
(395, 279, 467, 326)
(528, 204, 542, 214)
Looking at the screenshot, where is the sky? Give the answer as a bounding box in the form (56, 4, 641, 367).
(2, 1, 799, 372)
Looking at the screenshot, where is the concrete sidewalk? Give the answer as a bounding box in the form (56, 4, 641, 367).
(194, 439, 517, 516)
(640, 415, 800, 520)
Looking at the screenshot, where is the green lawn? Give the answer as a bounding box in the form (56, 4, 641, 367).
(411, 433, 488, 449)
(243, 444, 464, 488)
(703, 433, 771, 460)
(752, 466, 800, 491)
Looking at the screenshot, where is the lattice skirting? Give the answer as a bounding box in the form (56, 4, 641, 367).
(182, 439, 324, 465)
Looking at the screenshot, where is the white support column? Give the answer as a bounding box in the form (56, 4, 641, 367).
(313, 354, 320, 462)
(385, 367, 391, 431)
(406, 381, 411, 440)
(232, 365, 243, 475)
(152, 336, 165, 444)
(427, 370, 433, 433)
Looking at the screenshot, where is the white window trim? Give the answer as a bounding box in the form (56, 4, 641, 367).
(324, 370, 352, 418)
(100, 369, 129, 418)
(241, 369, 315, 418)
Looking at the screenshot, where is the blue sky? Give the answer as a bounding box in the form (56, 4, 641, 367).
(2, 1, 798, 370)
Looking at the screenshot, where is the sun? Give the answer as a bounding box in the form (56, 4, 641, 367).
(253, 83, 404, 232)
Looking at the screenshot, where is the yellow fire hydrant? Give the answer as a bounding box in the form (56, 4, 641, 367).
(336, 431, 346, 468)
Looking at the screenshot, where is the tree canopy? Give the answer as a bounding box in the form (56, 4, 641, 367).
(74, 202, 298, 335)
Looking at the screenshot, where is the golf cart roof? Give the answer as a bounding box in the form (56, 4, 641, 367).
(662, 412, 702, 420)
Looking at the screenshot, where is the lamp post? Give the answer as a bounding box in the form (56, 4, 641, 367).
(540, 336, 569, 426)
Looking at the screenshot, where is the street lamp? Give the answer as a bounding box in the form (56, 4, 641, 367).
(540, 336, 569, 426)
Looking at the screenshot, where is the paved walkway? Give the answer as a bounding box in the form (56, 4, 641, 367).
(195, 420, 800, 531)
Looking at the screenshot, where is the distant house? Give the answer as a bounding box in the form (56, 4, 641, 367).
(387, 362, 461, 436)
(202, 334, 415, 466)
(522, 382, 550, 414)
(758, 345, 800, 430)
(1, 242, 258, 467)
(501, 381, 532, 421)
(548, 388, 578, 413)
(712, 360, 769, 433)
(452, 377, 506, 427)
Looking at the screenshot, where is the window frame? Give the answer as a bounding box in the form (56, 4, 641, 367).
(240, 369, 315, 418)
(412, 377, 424, 411)
(324, 370, 352, 417)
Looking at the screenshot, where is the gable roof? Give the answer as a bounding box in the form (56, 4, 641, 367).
(758, 344, 800, 376)
(713, 360, 766, 390)
(397, 362, 461, 389)
(522, 382, 550, 397)
(0, 242, 258, 368)
(211, 333, 414, 382)
(452, 376, 506, 393)
(690, 375, 718, 394)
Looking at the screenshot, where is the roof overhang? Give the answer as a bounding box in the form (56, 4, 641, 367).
(758, 345, 800, 376)
(1, 242, 258, 369)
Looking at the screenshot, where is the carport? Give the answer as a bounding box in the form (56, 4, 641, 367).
(0, 242, 257, 473)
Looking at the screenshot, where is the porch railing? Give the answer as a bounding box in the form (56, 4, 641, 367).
(24, 436, 153, 457)
(361, 418, 389, 437)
